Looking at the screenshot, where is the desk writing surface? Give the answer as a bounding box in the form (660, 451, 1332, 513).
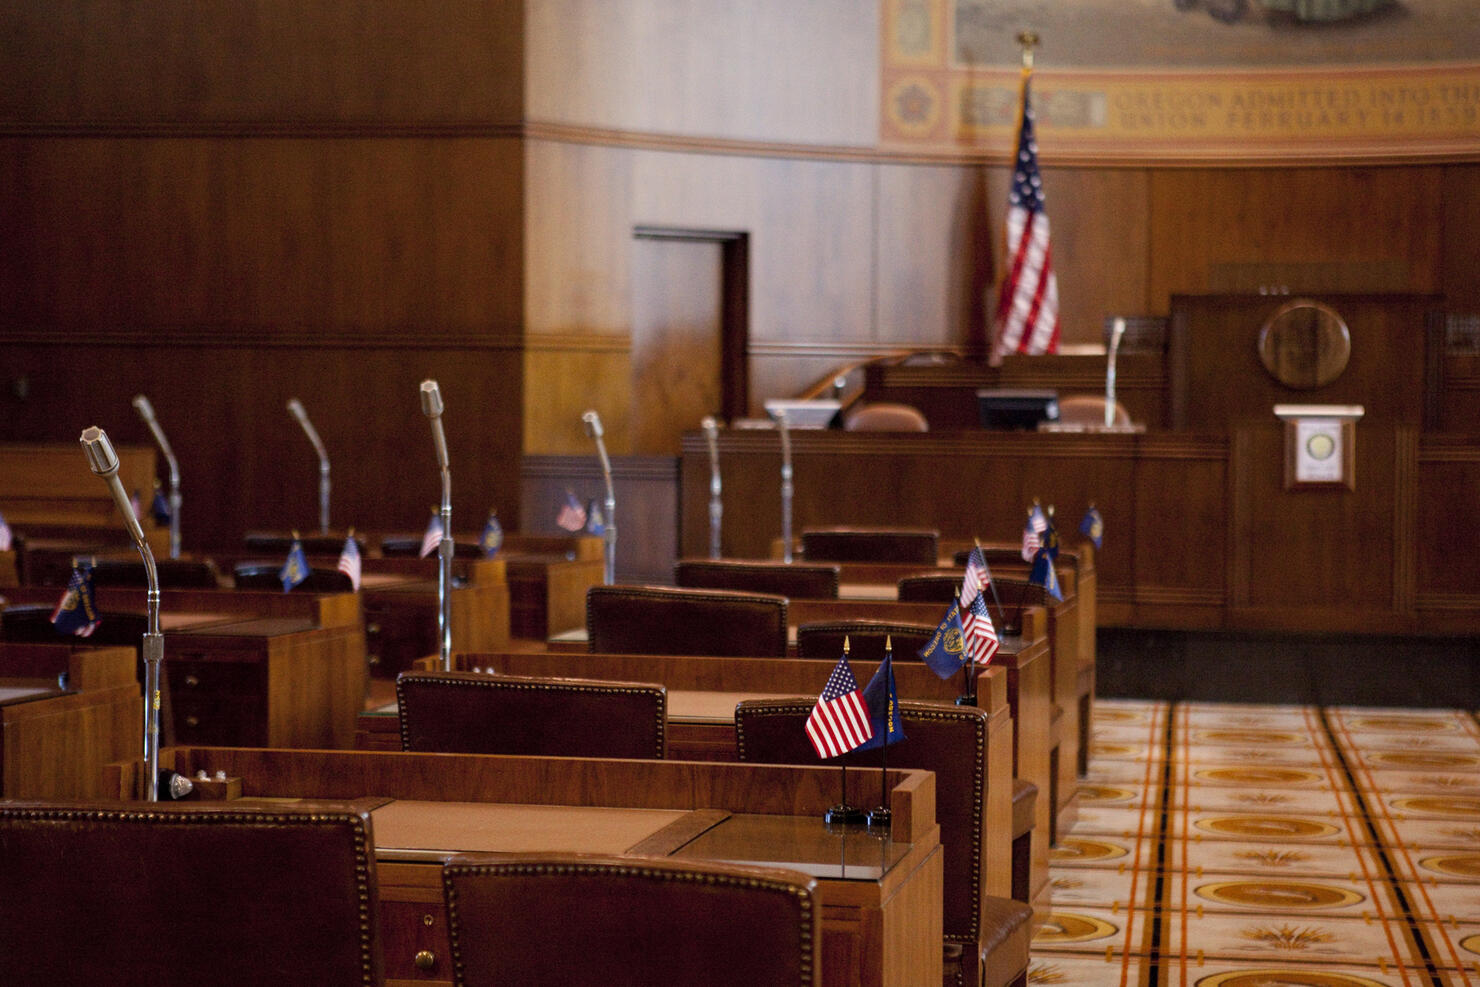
(371, 800, 692, 861)
(839, 583, 897, 601)
(0, 683, 59, 705)
(360, 690, 803, 727)
(671, 813, 910, 881)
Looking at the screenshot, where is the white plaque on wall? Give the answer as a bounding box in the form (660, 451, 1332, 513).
(1273, 404, 1363, 491)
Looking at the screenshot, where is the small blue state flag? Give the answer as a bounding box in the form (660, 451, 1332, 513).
(479, 512, 503, 558)
(1079, 506, 1103, 549)
(1029, 548, 1062, 602)
(280, 541, 309, 592)
(856, 647, 905, 752)
(917, 600, 969, 680)
(51, 563, 100, 637)
(150, 485, 171, 525)
(585, 499, 605, 536)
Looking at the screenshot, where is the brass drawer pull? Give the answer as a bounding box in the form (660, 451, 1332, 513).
(413, 950, 436, 971)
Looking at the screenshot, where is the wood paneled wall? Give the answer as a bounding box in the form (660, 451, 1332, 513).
(1, 0, 1476, 557)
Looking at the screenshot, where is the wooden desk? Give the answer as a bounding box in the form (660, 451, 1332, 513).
(358, 648, 1019, 903)
(107, 747, 944, 987)
(168, 617, 365, 749)
(0, 678, 139, 799)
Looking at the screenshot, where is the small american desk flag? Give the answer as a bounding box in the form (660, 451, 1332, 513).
(0, 510, 11, 552)
(1021, 503, 1048, 562)
(556, 490, 587, 533)
(962, 591, 1001, 665)
(336, 534, 361, 591)
(960, 544, 990, 609)
(990, 71, 1059, 365)
(805, 651, 874, 759)
(419, 511, 445, 558)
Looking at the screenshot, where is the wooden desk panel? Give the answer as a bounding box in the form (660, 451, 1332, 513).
(108, 747, 942, 987)
(0, 681, 139, 799)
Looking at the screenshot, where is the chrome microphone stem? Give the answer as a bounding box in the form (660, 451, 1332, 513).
(287, 398, 331, 534)
(80, 426, 163, 802)
(1106, 318, 1126, 429)
(702, 416, 722, 559)
(775, 409, 793, 564)
(132, 395, 181, 559)
(421, 381, 453, 671)
(582, 411, 617, 585)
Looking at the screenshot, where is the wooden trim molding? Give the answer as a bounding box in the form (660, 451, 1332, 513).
(0, 327, 525, 350)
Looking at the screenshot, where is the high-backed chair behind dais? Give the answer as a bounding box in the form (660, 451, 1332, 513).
(800, 527, 939, 565)
(673, 559, 839, 599)
(585, 584, 788, 657)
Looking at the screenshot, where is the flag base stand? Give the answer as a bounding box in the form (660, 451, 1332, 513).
(954, 694, 974, 706)
(865, 806, 892, 828)
(825, 803, 866, 825)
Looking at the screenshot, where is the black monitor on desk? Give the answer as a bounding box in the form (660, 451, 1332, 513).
(976, 389, 1060, 430)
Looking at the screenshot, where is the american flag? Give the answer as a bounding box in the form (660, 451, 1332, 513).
(960, 544, 990, 610)
(0, 510, 12, 551)
(961, 591, 1001, 666)
(556, 490, 587, 533)
(419, 511, 445, 558)
(1021, 503, 1048, 562)
(336, 534, 361, 590)
(990, 75, 1059, 365)
(805, 652, 874, 759)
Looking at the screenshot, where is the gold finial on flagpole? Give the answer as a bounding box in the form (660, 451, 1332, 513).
(1016, 30, 1039, 72)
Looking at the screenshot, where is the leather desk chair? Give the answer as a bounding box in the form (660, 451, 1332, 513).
(1055, 394, 1131, 427)
(0, 603, 148, 648)
(586, 585, 789, 657)
(443, 853, 820, 986)
(893, 572, 1041, 901)
(735, 700, 1031, 987)
(396, 670, 666, 759)
(673, 559, 840, 599)
(232, 562, 354, 593)
(379, 536, 483, 559)
(245, 532, 366, 557)
(90, 557, 224, 589)
(800, 527, 939, 565)
(897, 572, 967, 603)
(0, 800, 382, 986)
(842, 402, 929, 432)
(793, 619, 938, 664)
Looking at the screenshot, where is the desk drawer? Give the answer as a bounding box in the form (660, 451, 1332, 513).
(165, 655, 267, 746)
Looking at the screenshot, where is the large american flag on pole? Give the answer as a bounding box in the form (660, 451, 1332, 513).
(805, 652, 874, 759)
(990, 74, 1059, 365)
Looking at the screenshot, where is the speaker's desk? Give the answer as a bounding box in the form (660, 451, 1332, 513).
(107, 747, 943, 987)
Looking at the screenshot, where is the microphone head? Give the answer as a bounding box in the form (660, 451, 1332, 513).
(286, 397, 307, 421)
(420, 380, 444, 417)
(79, 426, 121, 477)
(581, 410, 603, 438)
(700, 416, 717, 432)
(131, 394, 156, 419)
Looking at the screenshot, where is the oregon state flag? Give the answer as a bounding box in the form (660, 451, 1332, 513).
(51, 563, 100, 637)
(917, 600, 968, 680)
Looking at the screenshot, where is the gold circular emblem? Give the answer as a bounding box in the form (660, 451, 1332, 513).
(1031, 912, 1117, 944)
(1347, 715, 1453, 732)
(1195, 767, 1319, 785)
(1195, 816, 1338, 839)
(1419, 853, 1480, 879)
(1197, 971, 1389, 986)
(1195, 880, 1361, 909)
(1305, 432, 1337, 460)
(1078, 785, 1136, 803)
(1369, 751, 1478, 769)
(1460, 932, 1480, 957)
(1196, 729, 1302, 745)
(944, 628, 964, 654)
(1051, 839, 1128, 862)
(1392, 796, 1480, 816)
(1090, 743, 1138, 757)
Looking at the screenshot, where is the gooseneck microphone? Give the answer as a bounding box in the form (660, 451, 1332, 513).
(286, 398, 331, 534)
(80, 426, 165, 802)
(421, 380, 453, 670)
(773, 408, 794, 564)
(131, 395, 181, 559)
(1105, 318, 1126, 429)
(582, 410, 617, 585)
(701, 416, 722, 559)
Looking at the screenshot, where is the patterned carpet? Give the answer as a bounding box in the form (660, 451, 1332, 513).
(1030, 700, 1480, 986)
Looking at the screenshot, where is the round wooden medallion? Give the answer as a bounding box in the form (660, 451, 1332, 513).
(1258, 299, 1351, 389)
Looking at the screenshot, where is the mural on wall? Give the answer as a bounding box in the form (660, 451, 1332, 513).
(882, 0, 1480, 161)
